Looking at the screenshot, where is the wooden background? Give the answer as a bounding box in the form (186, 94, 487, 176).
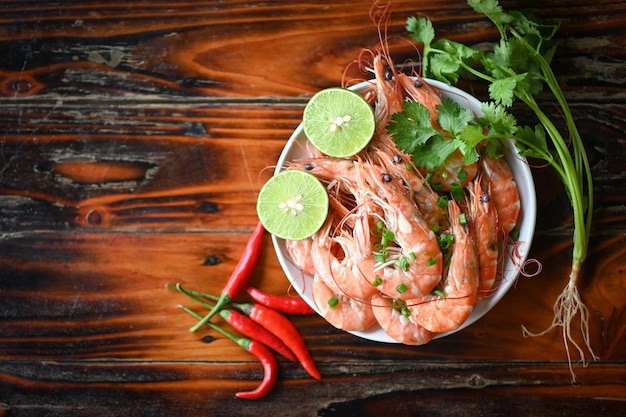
(1, 0, 624, 416)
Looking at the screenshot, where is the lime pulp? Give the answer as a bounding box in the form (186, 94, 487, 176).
(302, 87, 375, 158)
(256, 169, 329, 240)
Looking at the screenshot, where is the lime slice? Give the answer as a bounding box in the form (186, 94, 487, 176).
(256, 169, 329, 240)
(303, 87, 375, 158)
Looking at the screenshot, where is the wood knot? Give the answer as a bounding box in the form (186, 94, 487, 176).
(203, 255, 222, 266)
(467, 373, 486, 388)
(12, 79, 32, 94)
(86, 209, 104, 226)
(1, 74, 41, 97)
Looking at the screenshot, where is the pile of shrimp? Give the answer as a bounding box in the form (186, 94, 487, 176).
(283, 51, 522, 345)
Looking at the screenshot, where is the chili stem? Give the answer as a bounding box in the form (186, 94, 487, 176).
(172, 284, 297, 362)
(190, 222, 265, 333)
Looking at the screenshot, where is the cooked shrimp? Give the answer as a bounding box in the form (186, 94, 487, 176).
(396, 72, 441, 127)
(480, 155, 520, 236)
(371, 293, 434, 345)
(468, 179, 499, 295)
(311, 273, 377, 332)
(370, 147, 445, 228)
(410, 200, 479, 333)
(421, 149, 478, 193)
(364, 65, 448, 227)
(288, 157, 360, 186)
(371, 53, 404, 134)
(311, 214, 379, 300)
(286, 238, 316, 275)
(351, 162, 443, 300)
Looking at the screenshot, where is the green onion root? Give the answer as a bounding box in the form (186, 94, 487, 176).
(521, 260, 599, 383)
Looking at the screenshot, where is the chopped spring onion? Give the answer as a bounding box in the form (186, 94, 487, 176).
(450, 182, 464, 201)
(395, 256, 410, 271)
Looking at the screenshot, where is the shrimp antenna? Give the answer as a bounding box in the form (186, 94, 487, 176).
(369, 0, 398, 77)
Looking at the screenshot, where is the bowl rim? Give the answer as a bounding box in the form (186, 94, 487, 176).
(271, 78, 537, 343)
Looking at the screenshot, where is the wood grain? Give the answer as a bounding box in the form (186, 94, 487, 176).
(1, 360, 624, 417)
(1, 0, 625, 415)
(0, 1, 624, 99)
(0, 102, 625, 232)
(0, 230, 624, 362)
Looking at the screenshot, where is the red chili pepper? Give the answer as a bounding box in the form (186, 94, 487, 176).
(245, 285, 316, 315)
(172, 284, 296, 362)
(234, 339, 277, 400)
(190, 221, 265, 332)
(236, 302, 321, 380)
(204, 319, 277, 400)
(220, 309, 296, 362)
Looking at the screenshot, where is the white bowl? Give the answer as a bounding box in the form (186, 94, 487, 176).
(272, 79, 537, 343)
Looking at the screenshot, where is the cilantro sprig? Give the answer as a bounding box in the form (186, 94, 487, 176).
(387, 96, 507, 171)
(403, 0, 595, 382)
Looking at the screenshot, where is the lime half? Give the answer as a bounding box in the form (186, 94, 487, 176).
(303, 87, 375, 158)
(256, 170, 329, 240)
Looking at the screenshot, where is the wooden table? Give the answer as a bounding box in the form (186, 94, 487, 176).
(1, 1, 624, 416)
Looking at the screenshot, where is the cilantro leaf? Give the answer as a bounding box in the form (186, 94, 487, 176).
(468, 0, 513, 33)
(436, 98, 474, 138)
(406, 16, 434, 46)
(387, 101, 439, 154)
(515, 124, 551, 158)
(388, 97, 486, 171)
(488, 73, 526, 106)
(430, 53, 462, 84)
(436, 38, 480, 62)
(509, 10, 559, 42)
(479, 102, 518, 136)
(411, 136, 457, 170)
(456, 124, 484, 165)
(491, 38, 543, 95)
(429, 39, 481, 84)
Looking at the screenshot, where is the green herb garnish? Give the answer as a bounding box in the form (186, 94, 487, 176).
(387, 98, 491, 170)
(403, 0, 595, 382)
(396, 283, 408, 294)
(437, 233, 455, 252)
(395, 256, 410, 272)
(450, 182, 465, 202)
(374, 222, 397, 264)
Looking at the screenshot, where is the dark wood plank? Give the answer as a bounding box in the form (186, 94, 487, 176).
(1, 230, 624, 363)
(0, 360, 624, 417)
(1, 102, 626, 233)
(0, 0, 624, 99)
(0, 103, 297, 232)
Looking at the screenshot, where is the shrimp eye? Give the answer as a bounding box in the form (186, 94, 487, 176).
(304, 163, 313, 171)
(480, 192, 490, 203)
(393, 154, 402, 164)
(382, 173, 392, 183)
(414, 78, 423, 88)
(384, 68, 394, 81)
